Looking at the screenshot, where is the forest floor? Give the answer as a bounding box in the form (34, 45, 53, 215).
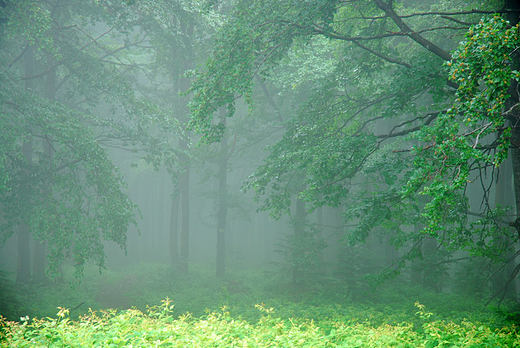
(1, 262, 520, 346)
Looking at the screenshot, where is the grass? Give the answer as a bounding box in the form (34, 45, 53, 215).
(1, 262, 519, 347)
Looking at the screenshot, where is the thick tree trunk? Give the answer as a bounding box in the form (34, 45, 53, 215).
(494, 154, 516, 300)
(503, 0, 520, 301)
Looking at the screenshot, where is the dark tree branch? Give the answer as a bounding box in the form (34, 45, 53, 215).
(352, 40, 411, 68)
(344, 9, 518, 21)
(376, 111, 442, 139)
(372, 0, 452, 61)
(441, 15, 475, 26)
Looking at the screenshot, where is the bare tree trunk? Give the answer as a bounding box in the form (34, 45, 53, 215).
(17, 47, 34, 284)
(503, 0, 520, 302)
(494, 153, 517, 300)
(17, 222, 31, 284)
(179, 136, 190, 274)
(169, 187, 180, 266)
(422, 236, 441, 293)
(410, 225, 423, 286)
(17, 139, 32, 283)
(175, 20, 194, 273)
(316, 206, 324, 265)
(33, 50, 58, 284)
(216, 116, 228, 278)
(292, 195, 306, 284)
(263, 212, 270, 262)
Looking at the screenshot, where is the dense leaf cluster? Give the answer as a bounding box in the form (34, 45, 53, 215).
(189, 0, 520, 282)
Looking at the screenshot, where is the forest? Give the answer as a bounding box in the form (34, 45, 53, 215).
(1, 0, 520, 346)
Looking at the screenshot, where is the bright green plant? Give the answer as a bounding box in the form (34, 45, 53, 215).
(2, 298, 519, 347)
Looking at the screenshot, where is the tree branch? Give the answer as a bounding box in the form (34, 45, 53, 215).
(376, 111, 442, 139)
(352, 40, 411, 68)
(372, 0, 452, 61)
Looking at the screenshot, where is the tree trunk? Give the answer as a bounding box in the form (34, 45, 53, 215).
(32, 240, 47, 283)
(494, 154, 517, 300)
(17, 46, 34, 284)
(292, 195, 306, 284)
(169, 187, 180, 266)
(504, 0, 520, 302)
(422, 236, 441, 293)
(179, 136, 190, 274)
(175, 20, 194, 273)
(216, 118, 228, 278)
(17, 223, 31, 284)
(316, 206, 324, 265)
(263, 212, 270, 262)
(33, 52, 57, 284)
(410, 225, 423, 286)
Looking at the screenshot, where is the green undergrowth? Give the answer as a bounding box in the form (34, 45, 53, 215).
(0, 262, 498, 324)
(1, 262, 519, 346)
(1, 300, 519, 347)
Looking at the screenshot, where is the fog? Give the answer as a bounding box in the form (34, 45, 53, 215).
(1, 1, 520, 340)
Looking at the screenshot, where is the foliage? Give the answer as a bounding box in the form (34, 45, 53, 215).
(187, 0, 335, 142)
(274, 219, 328, 281)
(188, 0, 520, 284)
(1, 296, 519, 347)
(0, 71, 137, 278)
(4, 262, 520, 346)
(407, 15, 520, 241)
(0, 0, 217, 279)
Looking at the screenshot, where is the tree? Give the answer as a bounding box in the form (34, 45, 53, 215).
(130, 0, 220, 273)
(188, 0, 520, 293)
(0, 0, 172, 279)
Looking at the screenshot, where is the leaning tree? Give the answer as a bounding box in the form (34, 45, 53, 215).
(188, 0, 520, 297)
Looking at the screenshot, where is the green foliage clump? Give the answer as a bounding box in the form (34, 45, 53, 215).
(1, 299, 519, 347)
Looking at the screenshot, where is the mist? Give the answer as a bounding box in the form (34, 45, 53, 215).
(1, 0, 520, 346)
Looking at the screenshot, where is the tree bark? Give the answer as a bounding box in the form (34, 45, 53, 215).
(422, 236, 441, 293)
(373, 0, 451, 61)
(292, 194, 306, 284)
(179, 140, 190, 274)
(17, 46, 34, 284)
(504, 0, 520, 301)
(17, 222, 31, 284)
(169, 187, 180, 266)
(494, 154, 517, 300)
(263, 212, 270, 262)
(216, 117, 228, 278)
(175, 20, 194, 274)
(33, 50, 58, 284)
(316, 206, 324, 266)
